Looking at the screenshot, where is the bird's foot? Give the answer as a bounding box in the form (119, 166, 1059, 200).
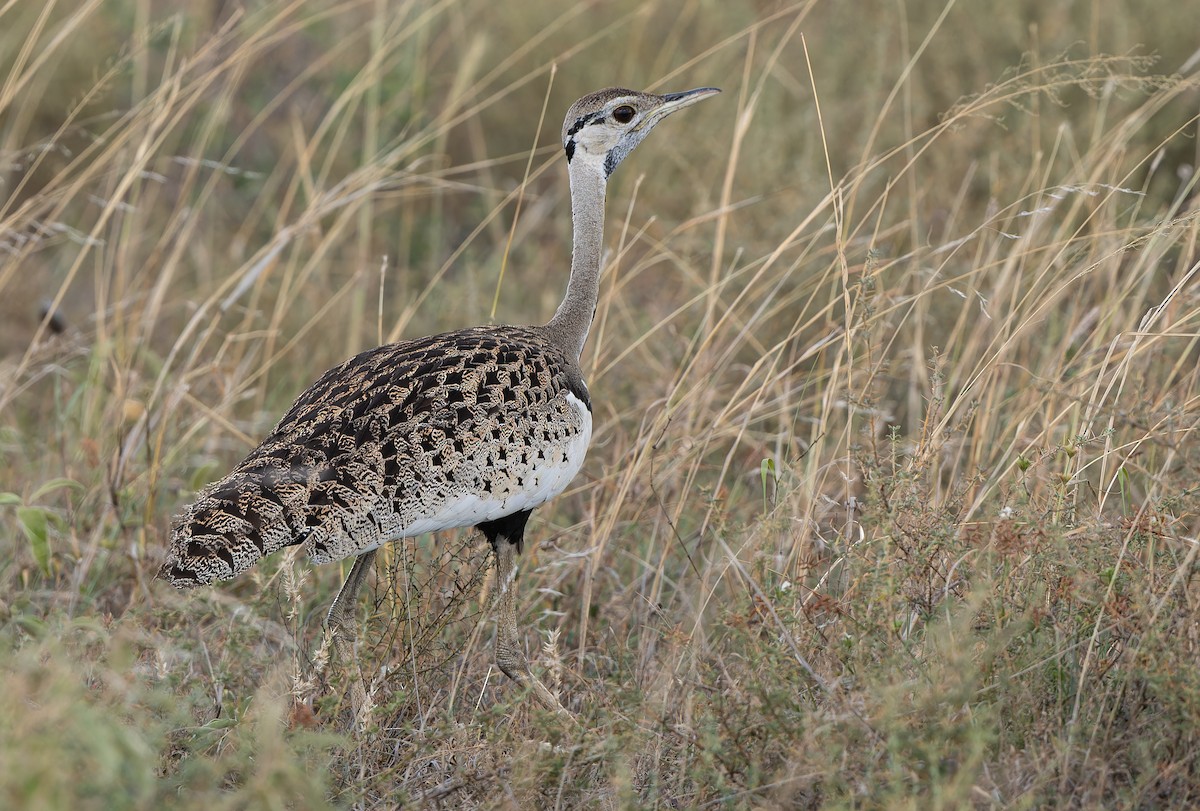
(496, 649, 575, 723)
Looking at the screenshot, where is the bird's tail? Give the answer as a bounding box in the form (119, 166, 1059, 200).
(159, 471, 308, 587)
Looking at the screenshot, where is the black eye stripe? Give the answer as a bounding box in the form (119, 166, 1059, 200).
(565, 117, 587, 138)
(565, 110, 607, 138)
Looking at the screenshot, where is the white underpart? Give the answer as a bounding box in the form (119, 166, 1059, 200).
(383, 391, 591, 543)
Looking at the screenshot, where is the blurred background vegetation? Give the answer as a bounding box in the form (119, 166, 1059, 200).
(1, 0, 1198, 808)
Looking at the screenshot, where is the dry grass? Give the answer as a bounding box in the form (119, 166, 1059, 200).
(3, 0, 1200, 808)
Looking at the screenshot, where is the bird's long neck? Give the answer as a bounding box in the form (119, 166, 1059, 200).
(546, 157, 607, 361)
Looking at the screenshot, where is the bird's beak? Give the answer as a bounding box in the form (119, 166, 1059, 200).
(635, 87, 721, 131)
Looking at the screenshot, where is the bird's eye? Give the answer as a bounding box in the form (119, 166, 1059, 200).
(612, 105, 636, 124)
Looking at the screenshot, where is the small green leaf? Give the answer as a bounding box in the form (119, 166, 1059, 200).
(760, 458, 777, 514)
(17, 506, 52, 575)
(760, 457, 777, 482)
(31, 477, 83, 502)
(0, 492, 21, 506)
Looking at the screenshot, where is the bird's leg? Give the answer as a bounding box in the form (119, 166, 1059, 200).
(324, 549, 376, 724)
(491, 536, 573, 720)
(491, 536, 527, 681)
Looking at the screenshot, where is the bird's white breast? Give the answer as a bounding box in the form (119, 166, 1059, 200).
(385, 390, 592, 539)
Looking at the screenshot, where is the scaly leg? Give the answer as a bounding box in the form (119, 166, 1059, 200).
(491, 533, 573, 720)
(324, 549, 376, 723)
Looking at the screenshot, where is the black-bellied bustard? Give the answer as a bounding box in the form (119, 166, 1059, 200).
(161, 86, 719, 719)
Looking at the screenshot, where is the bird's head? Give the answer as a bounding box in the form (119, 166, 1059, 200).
(561, 86, 720, 178)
